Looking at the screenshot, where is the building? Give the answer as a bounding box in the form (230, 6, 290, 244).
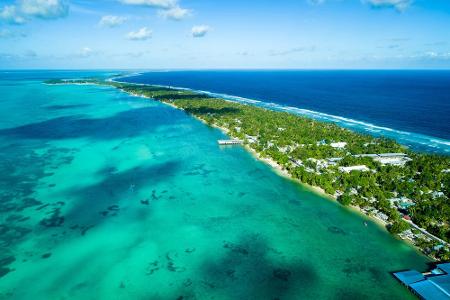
(338, 165, 369, 173)
(330, 142, 347, 149)
(326, 157, 343, 166)
(378, 153, 408, 158)
(375, 156, 411, 166)
(351, 153, 411, 166)
(389, 197, 416, 210)
(245, 135, 258, 144)
(393, 263, 450, 300)
(373, 153, 411, 166)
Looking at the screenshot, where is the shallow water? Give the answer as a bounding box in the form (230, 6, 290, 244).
(0, 71, 429, 299)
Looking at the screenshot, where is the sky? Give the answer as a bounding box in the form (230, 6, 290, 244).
(0, 0, 450, 69)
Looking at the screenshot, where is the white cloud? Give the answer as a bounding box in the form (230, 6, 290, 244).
(99, 15, 127, 28)
(0, 0, 68, 25)
(119, 0, 192, 21)
(0, 5, 26, 24)
(191, 25, 210, 38)
(80, 47, 93, 57)
(307, 0, 412, 11)
(422, 51, 450, 60)
(20, 0, 69, 19)
(365, 0, 412, 11)
(75, 47, 101, 58)
(127, 27, 153, 40)
(119, 0, 177, 9)
(158, 5, 191, 20)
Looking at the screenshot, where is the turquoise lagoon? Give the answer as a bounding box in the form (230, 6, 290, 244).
(0, 71, 429, 299)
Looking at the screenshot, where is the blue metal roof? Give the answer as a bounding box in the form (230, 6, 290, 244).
(429, 274, 450, 297)
(410, 278, 450, 300)
(394, 264, 450, 299)
(437, 263, 450, 274)
(393, 270, 425, 285)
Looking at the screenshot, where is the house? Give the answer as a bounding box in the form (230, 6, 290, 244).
(245, 135, 258, 144)
(327, 157, 343, 166)
(375, 211, 389, 222)
(389, 197, 416, 210)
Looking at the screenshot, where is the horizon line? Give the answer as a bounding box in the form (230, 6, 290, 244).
(2, 68, 450, 72)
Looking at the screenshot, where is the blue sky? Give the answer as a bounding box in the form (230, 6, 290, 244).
(0, 0, 449, 69)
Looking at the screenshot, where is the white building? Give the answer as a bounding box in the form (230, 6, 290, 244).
(374, 154, 411, 166)
(330, 142, 347, 149)
(338, 165, 370, 173)
(245, 135, 258, 144)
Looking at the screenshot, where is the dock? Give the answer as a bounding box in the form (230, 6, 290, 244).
(218, 139, 243, 145)
(393, 263, 450, 300)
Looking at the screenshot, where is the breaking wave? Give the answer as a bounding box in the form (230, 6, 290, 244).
(113, 76, 450, 155)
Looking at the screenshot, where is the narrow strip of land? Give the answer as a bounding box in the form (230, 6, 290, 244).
(46, 78, 450, 261)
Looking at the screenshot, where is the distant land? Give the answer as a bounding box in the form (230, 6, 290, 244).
(120, 70, 450, 154)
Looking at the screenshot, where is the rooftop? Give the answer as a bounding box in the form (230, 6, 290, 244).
(393, 270, 425, 285)
(338, 165, 370, 173)
(410, 276, 450, 300)
(393, 263, 450, 300)
(378, 153, 408, 157)
(330, 142, 347, 148)
(438, 263, 450, 274)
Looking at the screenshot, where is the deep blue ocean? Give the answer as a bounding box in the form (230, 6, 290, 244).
(121, 70, 450, 154)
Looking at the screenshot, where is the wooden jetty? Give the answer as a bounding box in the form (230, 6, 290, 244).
(218, 139, 243, 145)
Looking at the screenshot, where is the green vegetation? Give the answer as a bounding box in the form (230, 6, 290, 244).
(337, 194, 352, 206)
(388, 220, 410, 234)
(45, 78, 450, 260)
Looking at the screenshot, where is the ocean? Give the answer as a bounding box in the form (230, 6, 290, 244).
(0, 70, 429, 299)
(120, 70, 450, 154)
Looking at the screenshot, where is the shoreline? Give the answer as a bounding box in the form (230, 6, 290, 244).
(84, 82, 433, 247)
(159, 99, 397, 232)
(114, 80, 450, 155)
(210, 118, 392, 228)
(164, 102, 430, 260)
(46, 79, 448, 261)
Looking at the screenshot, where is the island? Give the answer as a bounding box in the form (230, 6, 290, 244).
(46, 77, 450, 261)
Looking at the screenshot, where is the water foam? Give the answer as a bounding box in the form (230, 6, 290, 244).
(114, 76, 450, 155)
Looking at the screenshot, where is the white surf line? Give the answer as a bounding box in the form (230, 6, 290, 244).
(111, 78, 450, 155)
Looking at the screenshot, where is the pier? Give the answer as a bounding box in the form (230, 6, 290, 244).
(218, 139, 243, 145)
(393, 263, 450, 300)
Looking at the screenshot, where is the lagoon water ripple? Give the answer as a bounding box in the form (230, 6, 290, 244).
(0, 71, 429, 299)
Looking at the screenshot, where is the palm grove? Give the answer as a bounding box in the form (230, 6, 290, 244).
(47, 79, 450, 261)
